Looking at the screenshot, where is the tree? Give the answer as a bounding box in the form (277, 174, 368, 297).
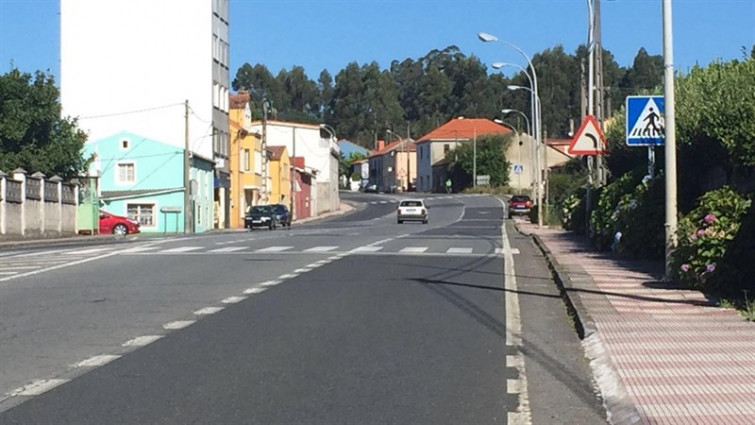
(0, 69, 89, 180)
(619, 48, 664, 96)
(444, 134, 512, 189)
(317, 69, 334, 122)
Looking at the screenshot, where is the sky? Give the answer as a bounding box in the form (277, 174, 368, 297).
(0, 0, 753, 84)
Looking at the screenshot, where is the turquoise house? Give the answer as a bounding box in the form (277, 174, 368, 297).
(85, 131, 214, 234)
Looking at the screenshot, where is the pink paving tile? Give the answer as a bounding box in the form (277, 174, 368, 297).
(520, 224, 755, 425)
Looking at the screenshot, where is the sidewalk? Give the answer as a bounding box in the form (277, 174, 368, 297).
(517, 221, 755, 425)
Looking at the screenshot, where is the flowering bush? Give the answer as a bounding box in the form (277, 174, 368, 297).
(613, 175, 666, 260)
(589, 172, 642, 251)
(673, 187, 751, 291)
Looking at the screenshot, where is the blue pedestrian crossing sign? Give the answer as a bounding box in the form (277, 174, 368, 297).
(513, 164, 524, 174)
(626, 96, 665, 146)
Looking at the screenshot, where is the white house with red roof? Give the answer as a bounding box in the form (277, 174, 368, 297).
(415, 118, 511, 193)
(368, 138, 416, 193)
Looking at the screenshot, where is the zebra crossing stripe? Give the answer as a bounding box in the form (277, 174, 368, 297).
(303, 246, 338, 252)
(399, 247, 428, 253)
(446, 247, 473, 254)
(208, 247, 246, 253)
(160, 246, 204, 253)
(352, 246, 383, 253)
(255, 246, 294, 253)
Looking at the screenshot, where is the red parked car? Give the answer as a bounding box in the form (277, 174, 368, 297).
(507, 195, 533, 219)
(99, 210, 141, 236)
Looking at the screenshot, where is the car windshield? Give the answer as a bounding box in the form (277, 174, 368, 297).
(248, 206, 271, 213)
(399, 201, 423, 207)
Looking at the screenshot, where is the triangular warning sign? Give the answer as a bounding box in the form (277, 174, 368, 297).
(628, 98, 665, 139)
(568, 115, 607, 155)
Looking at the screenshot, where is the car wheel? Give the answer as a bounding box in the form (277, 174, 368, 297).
(397, 219, 403, 224)
(112, 224, 128, 236)
(423, 219, 428, 224)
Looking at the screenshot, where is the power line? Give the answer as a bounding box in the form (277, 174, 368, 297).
(78, 102, 184, 120)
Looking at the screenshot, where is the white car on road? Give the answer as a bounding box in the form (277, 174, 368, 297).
(397, 199, 429, 224)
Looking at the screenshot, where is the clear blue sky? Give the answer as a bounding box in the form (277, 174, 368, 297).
(1, 0, 753, 84)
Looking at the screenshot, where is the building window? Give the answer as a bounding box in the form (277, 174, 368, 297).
(254, 149, 262, 175)
(127, 203, 155, 227)
(116, 162, 135, 185)
(120, 139, 130, 150)
(243, 149, 250, 172)
(444, 144, 450, 153)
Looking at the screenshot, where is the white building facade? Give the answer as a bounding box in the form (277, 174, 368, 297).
(250, 121, 340, 215)
(60, 0, 231, 231)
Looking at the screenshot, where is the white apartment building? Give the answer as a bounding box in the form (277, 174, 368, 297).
(249, 121, 340, 215)
(60, 0, 231, 231)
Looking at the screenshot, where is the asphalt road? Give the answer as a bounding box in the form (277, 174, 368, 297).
(0, 191, 605, 424)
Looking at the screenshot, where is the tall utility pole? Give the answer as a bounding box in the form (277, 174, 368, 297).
(663, 0, 678, 280)
(594, 0, 606, 186)
(183, 99, 192, 234)
(261, 98, 271, 204)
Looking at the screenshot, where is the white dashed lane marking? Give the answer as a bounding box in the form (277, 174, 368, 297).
(255, 246, 293, 253)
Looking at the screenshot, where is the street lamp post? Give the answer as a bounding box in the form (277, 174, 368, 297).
(479, 32, 543, 227)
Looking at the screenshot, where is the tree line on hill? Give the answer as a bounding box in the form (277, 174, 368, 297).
(232, 44, 666, 147)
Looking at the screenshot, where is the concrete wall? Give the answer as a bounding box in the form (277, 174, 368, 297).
(0, 171, 78, 238)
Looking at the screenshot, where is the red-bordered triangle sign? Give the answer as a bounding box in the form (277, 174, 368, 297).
(568, 115, 607, 155)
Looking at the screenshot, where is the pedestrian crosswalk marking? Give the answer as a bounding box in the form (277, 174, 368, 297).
(400, 247, 428, 253)
(161, 246, 203, 253)
(446, 247, 473, 254)
(255, 246, 294, 252)
(303, 246, 338, 252)
(121, 246, 158, 253)
(63, 247, 110, 255)
(209, 247, 246, 253)
(352, 246, 383, 253)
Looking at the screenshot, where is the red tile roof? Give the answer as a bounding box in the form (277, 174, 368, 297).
(368, 139, 416, 158)
(230, 92, 250, 109)
(417, 118, 511, 143)
(267, 145, 286, 160)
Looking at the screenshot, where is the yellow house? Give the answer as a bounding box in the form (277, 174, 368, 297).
(229, 92, 263, 228)
(267, 145, 291, 205)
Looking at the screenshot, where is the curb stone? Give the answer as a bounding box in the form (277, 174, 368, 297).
(517, 223, 643, 425)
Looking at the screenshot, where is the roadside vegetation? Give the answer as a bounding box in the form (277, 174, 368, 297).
(558, 53, 755, 316)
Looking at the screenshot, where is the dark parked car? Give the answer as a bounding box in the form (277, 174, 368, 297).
(363, 184, 378, 193)
(245, 205, 279, 230)
(271, 204, 291, 227)
(507, 195, 533, 218)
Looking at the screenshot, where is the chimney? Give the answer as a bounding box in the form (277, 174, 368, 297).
(377, 139, 385, 151)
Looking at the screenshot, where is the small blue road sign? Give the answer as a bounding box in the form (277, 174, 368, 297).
(626, 96, 665, 146)
(513, 164, 524, 174)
